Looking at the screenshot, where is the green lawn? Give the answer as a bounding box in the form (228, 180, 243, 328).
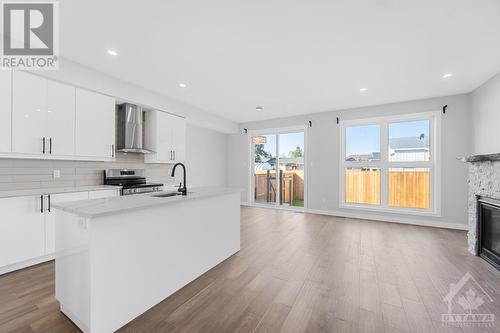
(292, 199, 304, 207)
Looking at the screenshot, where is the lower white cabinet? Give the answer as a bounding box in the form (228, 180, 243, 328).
(0, 189, 120, 274)
(44, 192, 89, 255)
(0, 195, 45, 268)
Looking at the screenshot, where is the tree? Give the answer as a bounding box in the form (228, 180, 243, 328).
(255, 144, 271, 162)
(289, 146, 303, 158)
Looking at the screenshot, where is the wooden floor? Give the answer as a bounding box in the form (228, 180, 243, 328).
(1, 206, 500, 332)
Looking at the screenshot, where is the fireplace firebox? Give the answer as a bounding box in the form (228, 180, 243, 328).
(477, 197, 500, 270)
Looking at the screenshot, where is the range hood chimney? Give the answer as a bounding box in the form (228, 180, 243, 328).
(116, 103, 153, 154)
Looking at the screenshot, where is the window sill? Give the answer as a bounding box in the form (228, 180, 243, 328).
(339, 203, 441, 218)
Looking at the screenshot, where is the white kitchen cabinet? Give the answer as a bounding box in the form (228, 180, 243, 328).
(0, 188, 121, 272)
(144, 110, 186, 164)
(171, 115, 186, 163)
(0, 70, 11, 153)
(75, 88, 116, 160)
(44, 192, 89, 255)
(0, 195, 45, 268)
(12, 71, 47, 155)
(47, 80, 76, 157)
(145, 110, 171, 163)
(11, 71, 76, 157)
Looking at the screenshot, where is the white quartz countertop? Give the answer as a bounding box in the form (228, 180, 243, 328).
(0, 185, 122, 198)
(52, 187, 242, 218)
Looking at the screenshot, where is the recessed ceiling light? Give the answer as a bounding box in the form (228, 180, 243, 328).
(256, 106, 264, 112)
(360, 87, 368, 92)
(442, 73, 453, 79)
(107, 49, 118, 56)
(179, 83, 187, 88)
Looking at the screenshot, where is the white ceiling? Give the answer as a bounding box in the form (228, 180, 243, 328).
(60, 0, 500, 123)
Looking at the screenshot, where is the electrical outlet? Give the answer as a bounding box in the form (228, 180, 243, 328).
(53, 170, 61, 179)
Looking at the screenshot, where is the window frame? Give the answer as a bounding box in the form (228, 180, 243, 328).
(339, 111, 441, 217)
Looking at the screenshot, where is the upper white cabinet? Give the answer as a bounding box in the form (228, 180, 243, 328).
(0, 71, 11, 153)
(75, 88, 116, 160)
(144, 110, 186, 164)
(7, 71, 115, 161)
(170, 115, 186, 163)
(47, 80, 76, 156)
(12, 71, 76, 157)
(12, 71, 47, 155)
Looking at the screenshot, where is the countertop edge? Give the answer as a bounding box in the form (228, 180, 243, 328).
(0, 185, 122, 199)
(52, 188, 243, 219)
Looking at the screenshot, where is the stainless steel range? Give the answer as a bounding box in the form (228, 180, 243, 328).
(104, 169, 163, 195)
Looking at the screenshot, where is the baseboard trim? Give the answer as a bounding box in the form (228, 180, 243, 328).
(240, 202, 468, 231)
(306, 208, 467, 230)
(0, 254, 55, 276)
(240, 202, 305, 212)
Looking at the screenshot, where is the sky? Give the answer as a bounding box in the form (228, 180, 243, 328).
(346, 120, 429, 157)
(255, 132, 304, 159)
(253, 120, 428, 160)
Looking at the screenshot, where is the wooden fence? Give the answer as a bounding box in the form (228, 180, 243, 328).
(387, 170, 430, 209)
(254, 170, 304, 206)
(345, 169, 430, 209)
(255, 169, 429, 209)
(345, 169, 381, 205)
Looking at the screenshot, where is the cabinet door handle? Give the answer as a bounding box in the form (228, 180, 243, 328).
(42, 137, 46, 154)
(48, 194, 51, 213)
(112, 144, 115, 158)
(49, 138, 52, 154)
(170, 150, 173, 160)
(173, 150, 176, 161)
(40, 195, 44, 213)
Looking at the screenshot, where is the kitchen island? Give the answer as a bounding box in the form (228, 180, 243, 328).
(52, 187, 241, 333)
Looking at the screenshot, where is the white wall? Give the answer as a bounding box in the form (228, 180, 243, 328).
(185, 125, 228, 188)
(226, 134, 249, 202)
(472, 72, 500, 154)
(30, 58, 238, 134)
(228, 94, 472, 228)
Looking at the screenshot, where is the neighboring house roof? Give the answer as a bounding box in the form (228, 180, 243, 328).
(346, 136, 429, 160)
(346, 154, 375, 162)
(254, 162, 272, 171)
(267, 157, 304, 165)
(389, 136, 429, 150)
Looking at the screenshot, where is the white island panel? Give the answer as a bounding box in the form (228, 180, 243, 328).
(54, 189, 240, 333)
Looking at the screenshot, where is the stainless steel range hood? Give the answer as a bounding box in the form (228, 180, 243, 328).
(116, 103, 153, 154)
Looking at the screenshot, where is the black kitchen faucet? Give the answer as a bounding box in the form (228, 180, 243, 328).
(171, 163, 187, 196)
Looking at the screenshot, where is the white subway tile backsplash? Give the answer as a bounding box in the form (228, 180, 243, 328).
(0, 153, 170, 190)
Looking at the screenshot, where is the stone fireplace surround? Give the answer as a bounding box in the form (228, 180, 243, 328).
(463, 153, 500, 255)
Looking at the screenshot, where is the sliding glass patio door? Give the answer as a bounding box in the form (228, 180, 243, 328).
(253, 134, 277, 205)
(251, 129, 305, 208)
